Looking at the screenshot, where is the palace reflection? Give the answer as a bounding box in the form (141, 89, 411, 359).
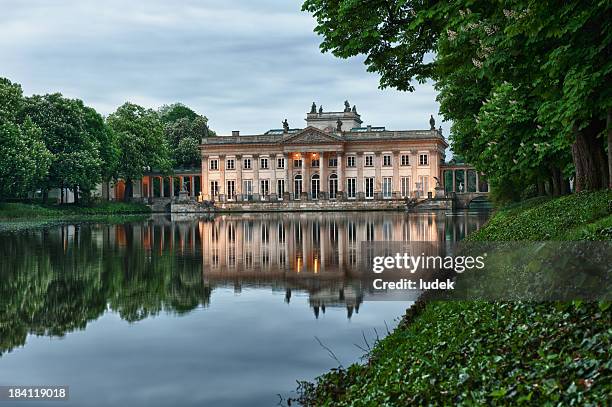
(0, 211, 488, 356)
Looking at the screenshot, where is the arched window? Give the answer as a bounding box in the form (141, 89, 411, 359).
(294, 174, 302, 200)
(311, 174, 320, 200)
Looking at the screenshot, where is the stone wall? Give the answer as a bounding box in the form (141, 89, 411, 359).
(171, 199, 407, 213)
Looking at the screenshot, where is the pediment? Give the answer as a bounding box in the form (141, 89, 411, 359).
(282, 126, 344, 144)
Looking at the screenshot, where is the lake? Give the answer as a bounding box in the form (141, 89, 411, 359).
(0, 210, 489, 406)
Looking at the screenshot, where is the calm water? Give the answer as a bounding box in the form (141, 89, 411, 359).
(0, 211, 488, 406)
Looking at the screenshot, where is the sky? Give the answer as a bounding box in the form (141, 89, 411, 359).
(0, 0, 446, 138)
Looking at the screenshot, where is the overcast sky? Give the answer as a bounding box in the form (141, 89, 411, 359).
(0, 0, 446, 137)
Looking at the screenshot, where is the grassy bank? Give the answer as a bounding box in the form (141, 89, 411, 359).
(296, 191, 612, 406)
(0, 202, 152, 232)
(0, 201, 151, 220)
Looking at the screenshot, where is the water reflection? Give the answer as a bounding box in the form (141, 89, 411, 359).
(0, 211, 488, 357)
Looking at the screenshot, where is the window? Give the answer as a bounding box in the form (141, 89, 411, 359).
(277, 179, 285, 197)
(401, 155, 409, 166)
(210, 181, 219, 197)
(364, 177, 374, 198)
(226, 159, 235, 170)
(243, 158, 252, 170)
(364, 155, 374, 167)
(383, 177, 392, 198)
(346, 178, 356, 199)
(243, 179, 252, 196)
(401, 177, 411, 198)
(311, 159, 319, 168)
(347, 156, 356, 167)
(277, 157, 285, 169)
(260, 157, 268, 169)
(328, 157, 337, 167)
(226, 180, 235, 199)
(209, 159, 219, 170)
(294, 159, 302, 168)
(419, 154, 428, 166)
(383, 155, 392, 167)
(260, 179, 269, 196)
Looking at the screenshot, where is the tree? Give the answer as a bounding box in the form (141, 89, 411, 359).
(107, 102, 171, 200)
(158, 103, 214, 167)
(303, 0, 611, 196)
(0, 78, 52, 199)
(21, 94, 103, 203)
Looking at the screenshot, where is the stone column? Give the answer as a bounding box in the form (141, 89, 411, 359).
(160, 176, 164, 197)
(337, 152, 344, 195)
(356, 152, 364, 197)
(190, 176, 195, 197)
(219, 155, 226, 198)
(235, 155, 242, 197)
(304, 152, 310, 199)
(319, 151, 326, 199)
(374, 152, 381, 198)
(452, 170, 456, 193)
(253, 154, 260, 197)
(393, 151, 400, 197)
(283, 153, 289, 199)
(201, 156, 208, 198)
(271, 154, 278, 200)
(410, 150, 418, 197)
(476, 172, 480, 193)
(170, 176, 175, 198)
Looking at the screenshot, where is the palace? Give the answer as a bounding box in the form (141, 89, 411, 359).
(93, 101, 488, 208)
(199, 101, 455, 202)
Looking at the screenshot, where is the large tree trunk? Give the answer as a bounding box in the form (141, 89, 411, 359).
(42, 188, 48, 204)
(73, 185, 79, 205)
(551, 167, 562, 196)
(124, 178, 133, 202)
(606, 108, 612, 189)
(572, 121, 609, 192)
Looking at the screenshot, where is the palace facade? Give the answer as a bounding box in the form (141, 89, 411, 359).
(199, 102, 449, 202)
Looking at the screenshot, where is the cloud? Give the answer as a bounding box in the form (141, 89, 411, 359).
(0, 0, 448, 140)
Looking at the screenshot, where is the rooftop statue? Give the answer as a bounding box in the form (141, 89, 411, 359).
(430, 114, 436, 130)
(282, 119, 289, 132)
(352, 105, 357, 113)
(319, 105, 323, 114)
(310, 102, 316, 114)
(336, 118, 343, 132)
(344, 100, 351, 112)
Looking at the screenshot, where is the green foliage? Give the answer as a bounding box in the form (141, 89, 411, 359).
(0, 78, 52, 198)
(0, 201, 150, 220)
(21, 93, 104, 197)
(297, 192, 612, 406)
(467, 190, 612, 241)
(158, 103, 213, 167)
(297, 301, 611, 406)
(303, 0, 612, 195)
(107, 102, 171, 195)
